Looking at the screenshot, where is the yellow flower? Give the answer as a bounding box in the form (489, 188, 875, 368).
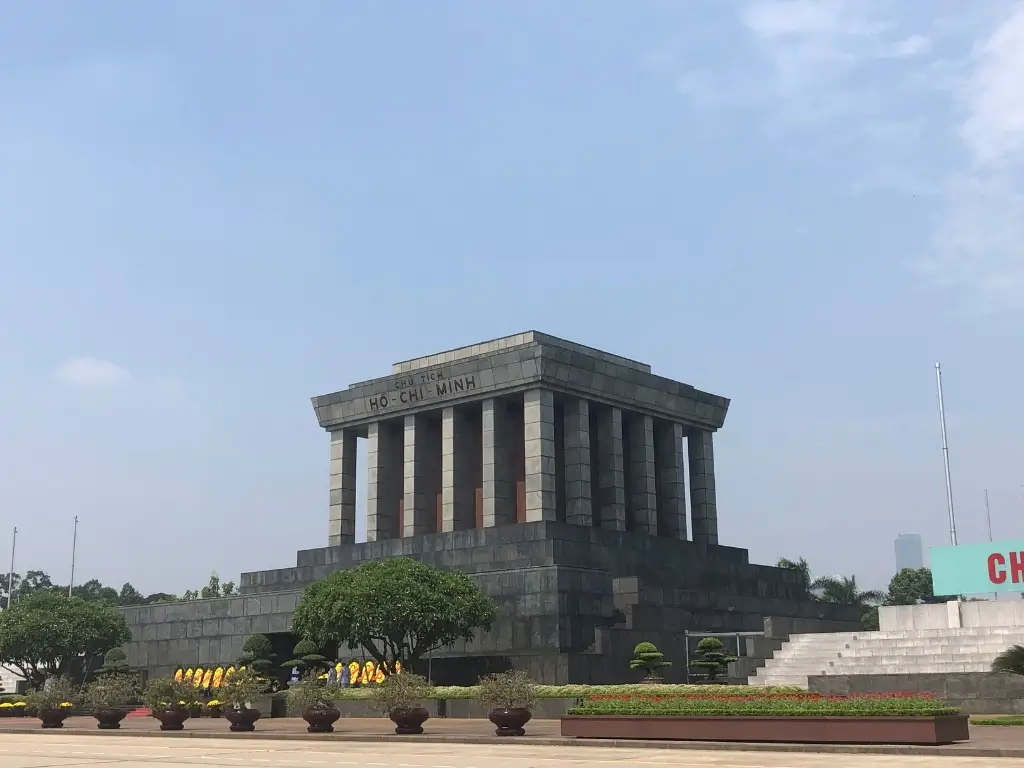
(58, 702, 73, 708)
(0, 703, 13, 708)
(374, 668, 385, 684)
(193, 667, 205, 688)
(362, 661, 375, 685)
(206, 699, 221, 707)
(12, 702, 25, 708)
(348, 661, 360, 684)
(224, 665, 236, 682)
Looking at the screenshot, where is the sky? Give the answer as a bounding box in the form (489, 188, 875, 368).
(2, 0, 1024, 596)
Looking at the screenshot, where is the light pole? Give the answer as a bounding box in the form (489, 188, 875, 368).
(934, 363, 958, 546)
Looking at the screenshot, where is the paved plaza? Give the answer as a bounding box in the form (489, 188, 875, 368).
(0, 733, 1007, 768)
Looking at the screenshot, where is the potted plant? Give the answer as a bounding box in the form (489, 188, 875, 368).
(143, 676, 199, 731)
(83, 672, 138, 729)
(25, 677, 80, 729)
(205, 699, 223, 718)
(629, 641, 671, 683)
(219, 668, 267, 732)
(476, 670, 536, 737)
(286, 676, 342, 733)
(367, 672, 432, 735)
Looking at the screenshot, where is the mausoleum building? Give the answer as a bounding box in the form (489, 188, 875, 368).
(120, 333, 858, 685)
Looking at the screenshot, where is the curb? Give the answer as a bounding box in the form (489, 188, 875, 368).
(1, 727, 1021, 758)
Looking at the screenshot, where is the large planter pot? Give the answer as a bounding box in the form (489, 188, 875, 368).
(38, 709, 71, 729)
(302, 706, 341, 734)
(488, 707, 532, 737)
(94, 707, 129, 730)
(207, 705, 222, 719)
(154, 707, 191, 731)
(224, 707, 261, 732)
(389, 707, 429, 735)
(560, 715, 972, 745)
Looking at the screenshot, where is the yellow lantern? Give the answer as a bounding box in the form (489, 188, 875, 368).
(201, 669, 214, 689)
(174, 669, 184, 681)
(211, 667, 224, 689)
(184, 668, 194, 682)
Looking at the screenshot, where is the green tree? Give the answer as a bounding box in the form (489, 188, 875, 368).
(117, 583, 146, 606)
(0, 591, 131, 687)
(992, 645, 1024, 675)
(71, 578, 119, 604)
(238, 633, 276, 675)
(885, 568, 953, 606)
(292, 558, 497, 673)
(143, 592, 178, 604)
(0, 572, 21, 607)
(811, 574, 885, 607)
(689, 637, 737, 682)
(776, 557, 813, 599)
(629, 641, 671, 680)
(282, 638, 330, 675)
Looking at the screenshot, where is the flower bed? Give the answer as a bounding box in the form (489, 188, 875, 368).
(332, 683, 800, 700)
(561, 692, 970, 745)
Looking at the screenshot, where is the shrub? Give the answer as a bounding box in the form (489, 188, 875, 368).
(282, 639, 330, 674)
(285, 677, 341, 715)
(143, 676, 199, 711)
(220, 668, 269, 709)
(689, 637, 737, 681)
(24, 677, 80, 712)
(476, 670, 538, 711)
(97, 648, 130, 676)
(629, 642, 671, 679)
(568, 691, 958, 717)
(329, 682, 805, 700)
(992, 645, 1024, 676)
(83, 673, 137, 709)
(239, 634, 275, 675)
(367, 673, 432, 715)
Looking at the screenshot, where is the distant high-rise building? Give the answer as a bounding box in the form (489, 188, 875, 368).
(895, 533, 924, 571)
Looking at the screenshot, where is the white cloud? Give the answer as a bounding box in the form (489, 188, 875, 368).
(54, 358, 131, 387)
(890, 34, 931, 58)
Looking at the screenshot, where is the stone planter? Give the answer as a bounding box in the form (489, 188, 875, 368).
(488, 707, 532, 737)
(154, 707, 191, 731)
(38, 709, 71, 729)
(302, 706, 341, 733)
(389, 707, 430, 735)
(93, 707, 129, 730)
(560, 715, 972, 745)
(224, 707, 261, 732)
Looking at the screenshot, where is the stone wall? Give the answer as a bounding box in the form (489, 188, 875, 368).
(809, 673, 1024, 715)
(880, 600, 1024, 631)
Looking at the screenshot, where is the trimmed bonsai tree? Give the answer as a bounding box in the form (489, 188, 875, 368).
(238, 634, 276, 676)
(689, 637, 737, 682)
(96, 648, 130, 676)
(282, 639, 330, 675)
(629, 641, 671, 682)
(992, 644, 1024, 675)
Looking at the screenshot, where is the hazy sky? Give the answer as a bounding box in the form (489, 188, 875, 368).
(2, 1, 1023, 596)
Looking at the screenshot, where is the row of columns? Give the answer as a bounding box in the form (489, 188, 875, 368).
(328, 389, 719, 547)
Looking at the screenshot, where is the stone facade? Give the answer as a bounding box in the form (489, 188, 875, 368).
(119, 332, 860, 684)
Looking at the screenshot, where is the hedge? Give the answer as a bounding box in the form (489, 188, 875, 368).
(567, 692, 959, 717)
(332, 683, 802, 700)
(971, 717, 1024, 726)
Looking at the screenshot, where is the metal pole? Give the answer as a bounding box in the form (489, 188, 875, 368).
(985, 490, 993, 542)
(68, 516, 78, 598)
(6, 527, 16, 610)
(935, 363, 958, 546)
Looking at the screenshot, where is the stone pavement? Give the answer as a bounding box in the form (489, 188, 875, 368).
(0, 732, 1007, 768)
(0, 717, 1022, 759)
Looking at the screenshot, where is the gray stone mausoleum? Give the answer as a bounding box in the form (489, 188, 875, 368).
(121, 332, 858, 684)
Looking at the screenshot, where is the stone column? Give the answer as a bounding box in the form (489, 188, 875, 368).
(595, 406, 626, 531)
(442, 407, 476, 531)
(328, 429, 357, 546)
(562, 397, 592, 526)
(482, 398, 516, 527)
(402, 414, 434, 537)
(688, 428, 719, 546)
(627, 413, 657, 535)
(523, 389, 557, 522)
(654, 421, 687, 540)
(366, 421, 402, 541)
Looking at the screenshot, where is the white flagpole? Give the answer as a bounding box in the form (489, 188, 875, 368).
(934, 363, 958, 546)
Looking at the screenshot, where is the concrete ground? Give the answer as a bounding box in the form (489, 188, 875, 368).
(0, 733, 1007, 768)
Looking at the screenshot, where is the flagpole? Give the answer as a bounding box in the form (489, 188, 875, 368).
(935, 363, 958, 546)
(6, 527, 16, 610)
(68, 516, 78, 598)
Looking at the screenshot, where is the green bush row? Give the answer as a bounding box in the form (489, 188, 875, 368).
(331, 683, 802, 700)
(568, 696, 958, 718)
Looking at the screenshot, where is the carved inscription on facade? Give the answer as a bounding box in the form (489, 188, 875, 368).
(366, 368, 478, 412)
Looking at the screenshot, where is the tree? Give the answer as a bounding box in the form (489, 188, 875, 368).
(885, 568, 953, 606)
(689, 637, 737, 682)
(629, 641, 671, 680)
(71, 579, 119, 604)
(0, 573, 21, 607)
(118, 583, 146, 606)
(282, 639, 330, 675)
(0, 591, 131, 687)
(143, 592, 178, 604)
(292, 558, 497, 673)
(776, 557, 813, 599)
(992, 645, 1024, 676)
(17, 570, 53, 599)
(811, 574, 885, 607)
(238, 633, 275, 675)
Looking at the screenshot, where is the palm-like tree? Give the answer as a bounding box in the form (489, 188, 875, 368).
(776, 557, 813, 599)
(992, 645, 1024, 675)
(811, 574, 885, 607)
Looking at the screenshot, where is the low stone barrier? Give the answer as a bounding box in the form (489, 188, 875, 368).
(334, 698, 576, 719)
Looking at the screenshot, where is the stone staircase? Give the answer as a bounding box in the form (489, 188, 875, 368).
(748, 626, 1024, 688)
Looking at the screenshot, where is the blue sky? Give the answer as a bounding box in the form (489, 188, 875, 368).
(2, 1, 1023, 595)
